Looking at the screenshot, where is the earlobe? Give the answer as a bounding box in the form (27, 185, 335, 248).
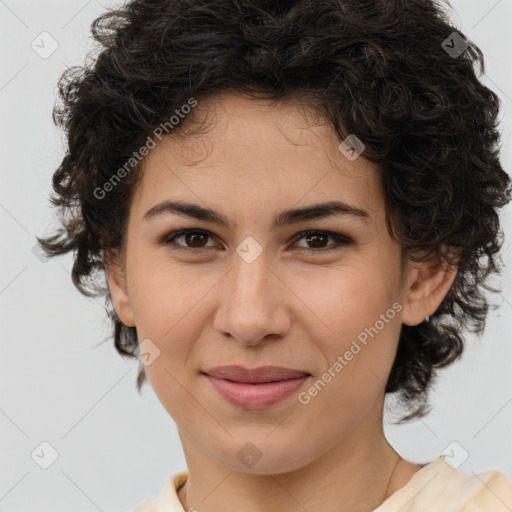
(103, 250, 136, 328)
(401, 256, 458, 326)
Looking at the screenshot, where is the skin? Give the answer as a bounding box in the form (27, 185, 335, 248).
(106, 92, 457, 512)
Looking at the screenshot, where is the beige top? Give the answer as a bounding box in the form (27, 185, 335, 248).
(132, 455, 512, 511)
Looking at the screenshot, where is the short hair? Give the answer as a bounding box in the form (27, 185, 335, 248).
(38, 0, 511, 421)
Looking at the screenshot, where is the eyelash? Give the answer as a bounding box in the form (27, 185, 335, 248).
(159, 229, 352, 254)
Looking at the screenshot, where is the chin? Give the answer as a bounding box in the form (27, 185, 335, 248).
(209, 437, 316, 475)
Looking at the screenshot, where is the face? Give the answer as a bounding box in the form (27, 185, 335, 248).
(107, 92, 454, 474)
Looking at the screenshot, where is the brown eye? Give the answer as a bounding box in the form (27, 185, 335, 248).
(161, 229, 215, 251)
(159, 229, 352, 254)
(304, 232, 329, 248)
(293, 230, 352, 253)
(182, 231, 210, 248)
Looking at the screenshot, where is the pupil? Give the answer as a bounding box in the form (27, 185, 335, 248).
(187, 233, 206, 247)
(307, 232, 326, 248)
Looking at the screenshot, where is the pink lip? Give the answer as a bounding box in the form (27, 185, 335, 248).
(205, 365, 309, 383)
(203, 365, 310, 410)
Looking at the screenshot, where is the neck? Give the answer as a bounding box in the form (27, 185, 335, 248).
(176, 403, 408, 512)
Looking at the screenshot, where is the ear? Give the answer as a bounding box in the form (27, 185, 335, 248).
(401, 254, 458, 326)
(103, 249, 136, 328)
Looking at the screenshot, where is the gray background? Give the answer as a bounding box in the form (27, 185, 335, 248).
(1, 0, 511, 510)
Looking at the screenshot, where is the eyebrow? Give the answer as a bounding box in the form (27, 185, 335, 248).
(143, 200, 370, 229)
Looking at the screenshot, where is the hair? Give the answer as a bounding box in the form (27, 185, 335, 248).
(38, 0, 511, 422)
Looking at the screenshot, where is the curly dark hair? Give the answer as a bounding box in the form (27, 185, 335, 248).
(38, 0, 511, 422)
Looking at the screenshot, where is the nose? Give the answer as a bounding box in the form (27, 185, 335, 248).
(212, 248, 291, 346)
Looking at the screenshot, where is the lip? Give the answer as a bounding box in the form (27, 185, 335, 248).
(202, 365, 310, 410)
(204, 365, 310, 383)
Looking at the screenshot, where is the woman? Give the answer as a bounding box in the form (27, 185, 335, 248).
(38, 0, 512, 510)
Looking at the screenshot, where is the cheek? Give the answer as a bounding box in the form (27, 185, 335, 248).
(299, 315, 402, 440)
(125, 246, 206, 336)
(133, 293, 203, 422)
(124, 258, 207, 406)
(294, 262, 402, 402)
(291, 313, 401, 463)
(293, 259, 400, 337)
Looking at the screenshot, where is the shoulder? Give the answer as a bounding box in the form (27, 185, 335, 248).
(129, 471, 189, 512)
(376, 456, 512, 512)
(131, 498, 157, 512)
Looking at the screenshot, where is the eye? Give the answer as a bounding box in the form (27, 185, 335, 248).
(160, 229, 216, 251)
(159, 229, 352, 254)
(292, 230, 352, 253)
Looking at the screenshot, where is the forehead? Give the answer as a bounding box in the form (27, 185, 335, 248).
(132, 93, 384, 224)
(168, 92, 371, 171)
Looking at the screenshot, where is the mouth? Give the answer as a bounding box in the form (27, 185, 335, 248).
(203, 365, 310, 383)
(201, 365, 311, 410)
